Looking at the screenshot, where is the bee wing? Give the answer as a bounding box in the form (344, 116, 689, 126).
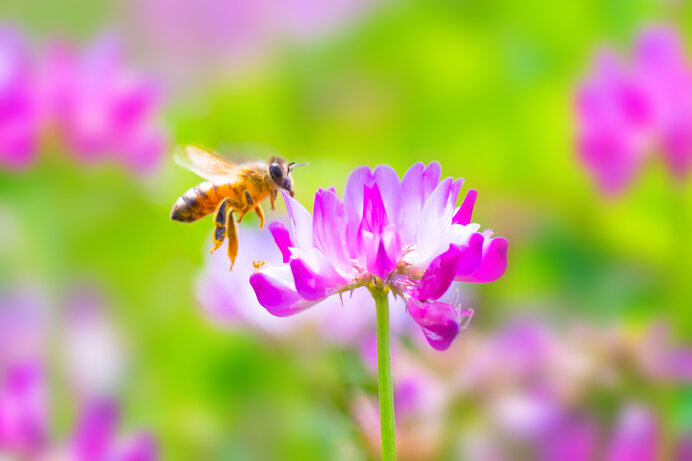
(174, 144, 243, 181)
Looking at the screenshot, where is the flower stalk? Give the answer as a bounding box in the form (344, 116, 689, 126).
(373, 288, 396, 461)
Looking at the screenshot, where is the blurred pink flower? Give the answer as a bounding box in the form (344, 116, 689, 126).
(251, 162, 508, 350)
(42, 37, 166, 173)
(0, 288, 156, 460)
(62, 289, 127, 400)
(0, 28, 39, 169)
(70, 399, 156, 461)
(0, 290, 46, 370)
(0, 26, 167, 173)
(576, 25, 692, 194)
(0, 362, 48, 457)
(606, 404, 659, 461)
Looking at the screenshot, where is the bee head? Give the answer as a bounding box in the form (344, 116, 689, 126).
(268, 156, 295, 197)
(269, 156, 308, 197)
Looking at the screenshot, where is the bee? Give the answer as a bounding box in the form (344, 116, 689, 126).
(170, 145, 306, 269)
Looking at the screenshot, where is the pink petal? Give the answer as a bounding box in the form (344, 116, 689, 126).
(635, 26, 686, 76)
(407, 299, 466, 351)
(373, 164, 402, 226)
(119, 433, 157, 461)
(360, 183, 389, 233)
(0, 362, 47, 454)
(456, 236, 508, 283)
(422, 161, 442, 198)
(453, 189, 477, 225)
(281, 190, 313, 249)
(415, 244, 465, 301)
(606, 405, 658, 461)
(399, 162, 426, 241)
(372, 236, 396, 281)
(268, 222, 293, 263)
(415, 177, 453, 259)
(289, 249, 348, 300)
(312, 188, 348, 268)
(343, 165, 374, 219)
(541, 417, 597, 461)
(250, 267, 317, 317)
(73, 400, 118, 461)
(455, 232, 485, 276)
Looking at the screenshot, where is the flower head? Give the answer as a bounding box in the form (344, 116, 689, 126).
(576, 25, 692, 194)
(0, 28, 39, 169)
(42, 37, 166, 172)
(0, 27, 167, 173)
(250, 162, 508, 350)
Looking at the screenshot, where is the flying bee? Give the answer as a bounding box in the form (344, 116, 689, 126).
(170, 144, 307, 269)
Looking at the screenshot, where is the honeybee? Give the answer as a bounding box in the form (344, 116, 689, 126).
(170, 145, 306, 269)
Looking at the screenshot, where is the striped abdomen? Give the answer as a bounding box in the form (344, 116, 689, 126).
(170, 181, 227, 222)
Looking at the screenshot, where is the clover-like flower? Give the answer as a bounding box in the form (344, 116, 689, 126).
(0, 28, 40, 169)
(250, 161, 508, 351)
(576, 25, 692, 195)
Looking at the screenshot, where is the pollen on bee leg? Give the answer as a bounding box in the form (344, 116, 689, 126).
(226, 208, 239, 270)
(210, 226, 226, 252)
(211, 198, 229, 252)
(255, 204, 265, 229)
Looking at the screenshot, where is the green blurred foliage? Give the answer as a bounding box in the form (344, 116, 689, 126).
(1, 0, 691, 459)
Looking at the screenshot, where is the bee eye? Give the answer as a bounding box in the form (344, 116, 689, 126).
(269, 163, 284, 182)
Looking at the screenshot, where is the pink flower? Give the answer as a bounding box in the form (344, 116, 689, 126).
(576, 25, 692, 194)
(0, 28, 39, 169)
(0, 288, 156, 460)
(0, 362, 48, 457)
(250, 162, 508, 350)
(605, 405, 659, 461)
(0, 26, 167, 173)
(43, 37, 166, 173)
(71, 399, 157, 461)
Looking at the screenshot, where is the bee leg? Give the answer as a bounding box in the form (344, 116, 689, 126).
(226, 208, 239, 270)
(270, 189, 277, 210)
(254, 204, 265, 229)
(236, 190, 255, 223)
(210, 198, 230, 253)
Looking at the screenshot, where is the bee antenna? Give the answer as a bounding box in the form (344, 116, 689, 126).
(288, 162, 308, 172)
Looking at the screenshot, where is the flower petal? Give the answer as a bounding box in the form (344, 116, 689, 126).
(361, 183, 389, 233)
(407, 299, 467, 351)
(73, 400, 118, 461)
(268, 222, 293, 263)
(312, 188, 349, 271)
(374, 164, 402, 226)
(289, 249, 349, 301)
(415, 177, 453, 260)
(250, 266, 317, 317)
(119, 433, 157, 461)
(455, 232, 484, 276)
(281, 190, 313, 249)
(422, 161, 442, 198)
(415, 244, 465, 301)
(372, 236, 397, 281)
(606, 405, 658, 461)
(457, 236, 508, 283)
(343, 165, 374, 219)
(453, 189, 477, 225)
(399, 162, 425, 242)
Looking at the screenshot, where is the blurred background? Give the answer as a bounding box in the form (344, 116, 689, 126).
(0, 0, 691, 460)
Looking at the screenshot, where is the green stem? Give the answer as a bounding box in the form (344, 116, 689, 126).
(373, 290, 396, 461)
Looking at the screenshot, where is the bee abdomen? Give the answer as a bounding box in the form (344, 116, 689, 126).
(170, 182, 219, 222)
